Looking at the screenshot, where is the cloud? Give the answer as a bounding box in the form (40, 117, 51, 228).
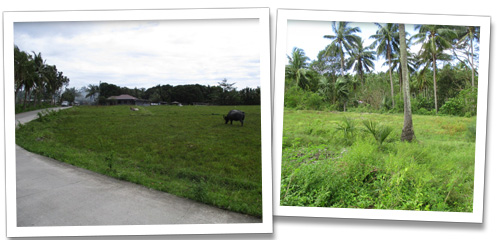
(14, 18, 261, 90)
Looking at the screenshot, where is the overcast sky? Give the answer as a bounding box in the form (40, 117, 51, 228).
(286, 20, 419, 73)
(14, 19, 261, 91)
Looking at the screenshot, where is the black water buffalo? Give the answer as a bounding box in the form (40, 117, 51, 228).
(224, 110, 245, 126)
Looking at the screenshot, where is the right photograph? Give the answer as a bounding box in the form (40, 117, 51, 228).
(273, 9, 490, 223)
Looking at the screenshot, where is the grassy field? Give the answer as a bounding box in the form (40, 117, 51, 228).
(16, 105, 262, 217)
(280, 109, 476, 212)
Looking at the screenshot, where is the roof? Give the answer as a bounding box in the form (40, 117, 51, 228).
(107, 94, 138, 100)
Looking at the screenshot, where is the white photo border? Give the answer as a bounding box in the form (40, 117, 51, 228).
(4, 8, 272, 237)
(273, 9, 490, 223)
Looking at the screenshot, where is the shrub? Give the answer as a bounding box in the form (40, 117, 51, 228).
(284, 86, 325, 110)
(439, 87, 478, 117)
(439, 97, 464, 116)
(36, 109, 61, 123)
(284, 86, 303, 108)
(414, 96, 434, 110)
(416, 107, 431, 115)
(303, 92, 325, 110)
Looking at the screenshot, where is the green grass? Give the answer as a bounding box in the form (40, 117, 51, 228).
(16, 105, 262, 217)
(280, 109, 476, 212)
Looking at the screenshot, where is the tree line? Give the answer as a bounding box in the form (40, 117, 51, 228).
(80, 78, 260, 106)
(14, 45, 70, 111)
(285, 22, 479, 117)
(14, 44, 260, 108)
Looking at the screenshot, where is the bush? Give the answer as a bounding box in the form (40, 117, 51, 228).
(416, 107, 431, 115)
(439, 87, 478, 117)
(284, 86, 325, 110)
(414, 96, 434, 111)
(36, 109, 62, 123)
(439, 97, 464, 116)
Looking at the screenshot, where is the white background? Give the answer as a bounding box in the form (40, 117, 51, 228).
(1, 0, 498, 239)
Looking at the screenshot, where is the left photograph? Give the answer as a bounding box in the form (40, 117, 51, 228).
(4, 8, 272, 237)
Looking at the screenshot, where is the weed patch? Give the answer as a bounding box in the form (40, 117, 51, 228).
(281, 109, 475, 212)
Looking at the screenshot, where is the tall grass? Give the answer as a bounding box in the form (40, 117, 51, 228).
(280, 109, 475, 212)
(16, 105, 263, 217)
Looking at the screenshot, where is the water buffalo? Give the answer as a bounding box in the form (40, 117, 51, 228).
(224, 110, 245, 126)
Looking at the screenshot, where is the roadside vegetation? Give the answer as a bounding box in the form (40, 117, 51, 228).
(281, 22, 480, 211)
(16, 105, 262, 217)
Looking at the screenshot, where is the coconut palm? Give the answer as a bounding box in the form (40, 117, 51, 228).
(318, 75, 335, 104)
(335, 76, 351, 112)
(346, 38, 376, 86)
(453, 26, 480, 87)
(412, 24, 457, 113)
(14, 46, 35, 104)
(30, 51, 49, 107)
(286, 47, 311, 89)
(370, 23, 400, 108)
(323, 21, 361, 77)
(86, 84, 100, 103)
(383, 51, 418, 95)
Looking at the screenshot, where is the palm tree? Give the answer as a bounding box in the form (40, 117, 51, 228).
(383, 51, 418, 95)
(318, 75, 335, 104)
(370, 23, 400, 108)
(14, 46, 34, 104)
(453, 26, 480, 87)
(399, 23, 415, 142)
(286, 47, 311, 89)
(31, 51, 48, 107)
(323, 21, 361, 77)
(412, 24, 457, 113)
(346, 38, 376, 86)
(335, 76, 351, 112)
(86, 84, 100, 103)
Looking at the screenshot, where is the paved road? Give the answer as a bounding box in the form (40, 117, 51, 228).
(15, 108, 260, 226)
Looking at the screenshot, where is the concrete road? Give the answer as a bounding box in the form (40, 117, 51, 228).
(15, 108, 261, 226)
(15, 106, 72, 126)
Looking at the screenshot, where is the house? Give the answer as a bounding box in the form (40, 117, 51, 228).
(171, 101, 183, 106)
(107, 94, 150, 106)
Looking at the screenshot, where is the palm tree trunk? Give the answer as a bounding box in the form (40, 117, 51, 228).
(399, 69, 403, 95)
(399, 23, 415, 142)
(340, 52, 345, 76)
(15, 85, 22, 104)
(389, 55, 395, 108)
(433, 55, 438, 114)
(23, 89, 28, 110)
(470, 36, 475, 88)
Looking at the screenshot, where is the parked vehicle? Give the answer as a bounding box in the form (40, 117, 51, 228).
(61, 101, 69, 107)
